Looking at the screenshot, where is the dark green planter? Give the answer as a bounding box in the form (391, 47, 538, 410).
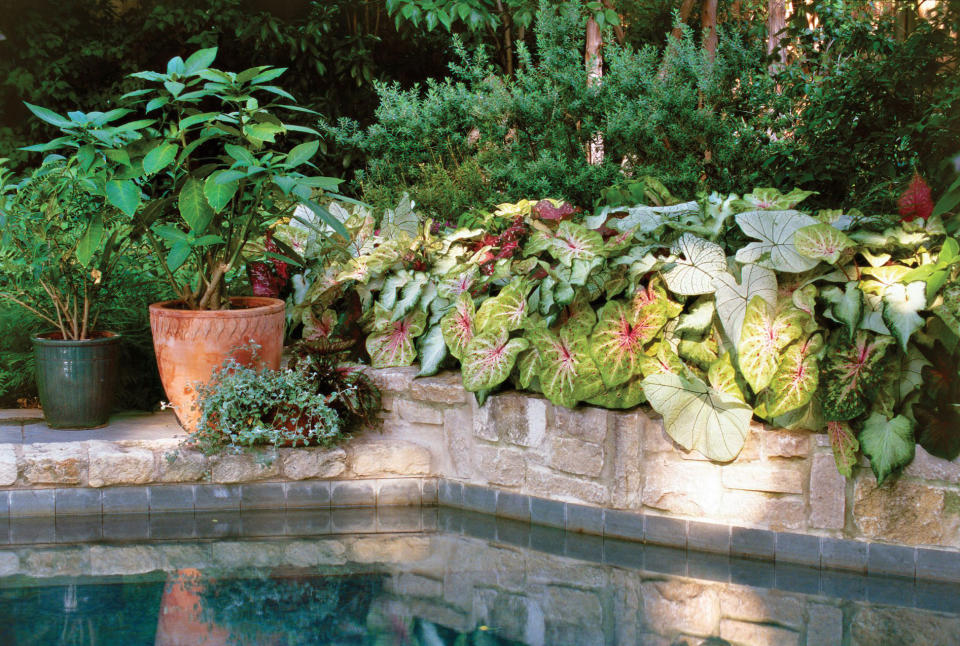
(32, 332, 122, 429)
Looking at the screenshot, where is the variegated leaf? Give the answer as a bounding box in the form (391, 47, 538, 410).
(713, 264, 777, 344)
(416, 323, 447, 376)
(765, 335, 820, 418)
(820, 332, 894, 421)
(474, 280, 529, 334)
(735, 210, 820, 273)
(549, 221, 605, 266)
(586, 375, 646, 409)
(590, 301, 659, 387)
(365, 309, 427, 368)
(708, 352, 746, 401)
(533, 330, 603, 408)
(737, 297, 805, 393)
(827, 421, 859, 478)
(793, 223, 854, 264)
(821, 282, 863, 340)
(662, 233, 727, 295)
(440, 292, 475, 360)
(461, 330, 529, 392)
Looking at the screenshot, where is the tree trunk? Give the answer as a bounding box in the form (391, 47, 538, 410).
(767, 0, 788, 72)
(701, 0, 719, 61)
(585, 17, 604, 165)
(670, 0, 699, 41)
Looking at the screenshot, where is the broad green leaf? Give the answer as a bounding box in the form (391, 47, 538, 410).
(224, 143, 257, 166)
(534, 329, 604, 408)
(474, 281, 529, 334)
(285, 140, 319, 167)
(642, 371, 753, 462)
(882, 281, 926, 351)
(713, 264, 777, 344)
(461, 330, 529, 391)
(417, 324, 447, 377)
(365, 309, 426, 368)
(737, 297, 804, 392)
(142, 142, 179, 175)
(440, 292, 475, 360)
(178, 176, 214, 234)
(203, 171, 239, 213)
(820, 332, 894, 421)
(105, 179, 140, 217)
(764, 336, 820, 418)
(23, 102, 72, 128)
(735, 210, 819, 272)
(821, 282, 864, 341)
(828, 421, 859, 478)
(590, 300, 661, 387)
(75, 215, 104, 267)
(859, 413, 915, 485)
(662, 233, 727, 295)
(586, 375, 645, 409)
(793, 223, 854, 264)
(166, 241, 191, 272)
(183, 47, 218, 74)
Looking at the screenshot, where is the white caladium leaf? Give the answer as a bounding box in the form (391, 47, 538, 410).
(794, 223, 854, 264)
(461, 330, 529, 392)
(764, 335, 821, 418)
(440, 292, 476, 360)
(474, 280, 529, 334)
(533, 329, 604, 408)
(735, 210, 819, 273)
(882, 281, 927, 351)
(859, 265, 911, 296)
(365, 308, 427, 368)
(792, 284, 818, 317)
(675, 296, 716, 336)
(821, 282, 864, 341)
(416, 323, 447, 376)
(662, 233, 727, 295)
(713, 264, 777, 344)
(737, 296, 805, 393)
(735, 187, 816, 211)
(590, 300, 664, 387)
(548, 221, 605, 266)
(642, 371, 753, 462)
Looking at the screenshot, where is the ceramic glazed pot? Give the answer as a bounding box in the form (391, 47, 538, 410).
(32, 331, 122, 428)
(149, 296, 285, 431)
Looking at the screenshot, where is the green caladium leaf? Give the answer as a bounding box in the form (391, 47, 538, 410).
(533, 329, 603, 408)
(771, 395, 825, 433)
(793, 223, 854, 264)
(678, 334, 719, 371)
(792, 283, 818, 318)
(820, 332, 894, 421)
(461, 330, 529, 392)
(365, 307, 426, 368)
(378, 271, 412, 310)
(474, 280, 529, 334)
(393, 272, 429, 320)
(417, 323, 447, 376)
(735, 210, 820, 273)
(708, 352, 746, 400)
(440, 292, 475, 360)
(662, 233, 727, 295)
(828, 421, 859, 478)
(643, 371, 753, 462)
(933, 280, 960, 337)
(821, 282, 863, 341)
(178, 176, 214, 234)
(859, 413, 915, 485)
(590, 300, 661, 387)
(586, 375, 646, 409)
(547, 221, 605, 266)
(764, 335, 821, 418)
(713, 264, 777, 344)
(675, 297, 716, 336)
(882, 281, 926, 351)
(737, 297, 805, 392)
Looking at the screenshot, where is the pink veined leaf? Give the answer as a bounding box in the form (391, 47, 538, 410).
(828, 421, 859, 478)
(441, 292, 476, 360)
(821, 332, 894, 421)
(365, 309, 426, 368)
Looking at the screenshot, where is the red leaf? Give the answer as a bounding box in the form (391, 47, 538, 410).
(898, 173, 934, 222)
(531, 200, 580, 221)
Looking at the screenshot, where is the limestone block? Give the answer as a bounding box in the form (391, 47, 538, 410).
(280, 447, 346, 480)
(21, 442, 86, 485)
(283, 540, 347, 567)
(346, 535, 432, 563)
(88, 546, 161, 576)
(543, 586, 604, 646)
(718, 490, 806, 530)
(611, 411, 643, 509)
(640, 581, 720, 637)
(87, 441, 155, 487)
(385, 572, 444, 598)
(806, 604, 843, 646)
(854, 474, 945, 545)
(903, 445, 960, 484)
(209, 451, 280, 483)
(549, 436, 603, 477)
(851, 607, 960, 646)
(365, 366, 418, 394)
(553, 405, 608, 444)
(24, 547, 89, 577)
(641, 454, 722, 516)
(444, 406, 475, 477)
(397, 399, 444, 425)
(761, 429, 811, 458)
(525, 467, 609, 505)
(719, 619, 799, 646)
(720, 587, 804, 628)
(474, 445, 526, 486)
(347, 440, 432, 477)
(643, 416, 677, 453)
(810, 452, 846, 529)
(156, 448, 207, 483)
(409, 372, 467, 404)
(476, 392, 547, 447)
(721, 463, 804, 494)
(0, 445, 17, 485)
(0, 552, 19, 577)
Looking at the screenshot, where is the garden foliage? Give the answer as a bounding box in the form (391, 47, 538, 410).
(304, 180, 960, 482)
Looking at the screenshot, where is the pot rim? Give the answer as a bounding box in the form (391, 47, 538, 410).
(32, 330, 122, 346)
(149, 296, 285, 318)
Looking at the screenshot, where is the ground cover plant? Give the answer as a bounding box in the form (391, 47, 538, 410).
(301, 177, 960, 482)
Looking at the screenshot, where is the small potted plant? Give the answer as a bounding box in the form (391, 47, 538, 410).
(0, 155, 132, 428)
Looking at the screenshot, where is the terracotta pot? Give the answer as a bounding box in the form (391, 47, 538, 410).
(149, 297, 285, 431)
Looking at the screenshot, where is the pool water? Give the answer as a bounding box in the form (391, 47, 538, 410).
(0, 507, 958, 645)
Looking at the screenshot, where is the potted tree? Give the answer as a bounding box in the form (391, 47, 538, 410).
(110, 48, 348, 430)
(0, 153, 133, 428)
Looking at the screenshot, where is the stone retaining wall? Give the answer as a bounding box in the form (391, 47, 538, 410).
(367, 367, 960, 551)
